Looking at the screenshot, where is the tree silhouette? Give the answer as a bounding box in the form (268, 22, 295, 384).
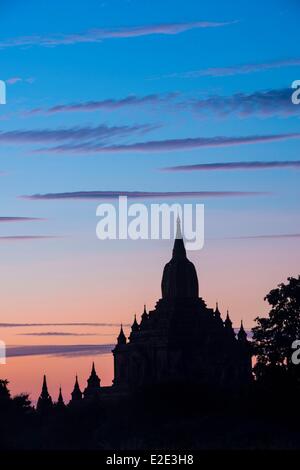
(0, 379, 10, 401)
(252, 275, 300, 382)
(0, 379, 36, 449)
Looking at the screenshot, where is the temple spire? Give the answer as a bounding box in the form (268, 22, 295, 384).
(41, 375, 48, 396)
(37, 374, 53, 412)
(71, 374, 82, 402)
(129, 314, 139, 341)
(238, 320, 247, 342)
(224, 310, 232, 328)
(56, 386, 65, 409)
(87, 362, 101, 387)
(117, 324, 127, 345)
(176, 215, 182, 238)
(224, 310, 235, 339)
(142, 305, 148, 318)
(141, 305, 149, 327)
(172, 216, 186, 258)
(83, 362, 101, 400)
(131, 314, 139, 332)
(214, 301, 223, 326)
(161, 215, 198, 299)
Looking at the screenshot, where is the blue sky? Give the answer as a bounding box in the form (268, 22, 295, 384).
(0, 0, 300, 327)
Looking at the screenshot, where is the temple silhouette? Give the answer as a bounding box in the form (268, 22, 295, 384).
(37, 219, 252, 412)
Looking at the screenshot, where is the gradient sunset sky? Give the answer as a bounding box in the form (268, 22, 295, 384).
(0, 0, 300, 401)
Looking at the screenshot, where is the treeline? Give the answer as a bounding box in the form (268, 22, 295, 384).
(2, 372, 300, 450)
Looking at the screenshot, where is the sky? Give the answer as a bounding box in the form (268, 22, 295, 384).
(0, 0, 300, 402)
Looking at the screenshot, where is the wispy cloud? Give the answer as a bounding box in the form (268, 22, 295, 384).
(190, 88, 299, 118)
(0, 216, 45, 222)
(18, 332, 96, 336)
(6, 77, 35, 85)
(162, 160, 300, 172)
(6, 77, 22, 85)
(25, 87, 299, 119)
(0, 123, 155, 145)
(0, 236, 59, 242)
(23, 190, 268, 201)
(0, 322, 130, 327)
(38, 132, 300, 154)
(162, 58, 300, 79)
(0, 21, 236, 49)
(26, 93, 178, 116)
(6, 344, 114, 358)
(227, 233, 300, 240)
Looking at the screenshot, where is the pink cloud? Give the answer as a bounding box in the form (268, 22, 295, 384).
(6, 77, 22, 85)
(162, 58, 300, 79)
(6, 77, 35, 85)
(0, 20, 236, 48)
